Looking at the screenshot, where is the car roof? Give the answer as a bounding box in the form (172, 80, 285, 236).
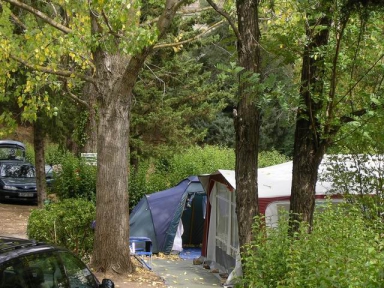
(0, 236, 63, 263)
(0, 140, 26, 150)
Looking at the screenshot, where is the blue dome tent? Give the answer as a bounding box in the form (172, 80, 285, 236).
(129, 176, 206, 254)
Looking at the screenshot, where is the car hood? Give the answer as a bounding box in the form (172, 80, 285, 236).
(1, 178, 36, 186)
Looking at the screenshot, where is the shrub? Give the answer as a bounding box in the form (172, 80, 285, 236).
(241, 202, 384, 287)
(27, 199, 96, 260)
(45, 143, 72, 165)
(52, 154, 96, 201)
(258, 150, 290, 168)
(24, 142, 35, 163)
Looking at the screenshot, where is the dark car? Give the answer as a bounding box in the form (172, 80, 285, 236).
(0, 161, 38, 202)
(0, 236, 114, 288)
(0, 140, 53, 203)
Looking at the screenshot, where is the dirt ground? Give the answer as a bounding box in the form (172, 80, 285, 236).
(0, 202, 166, 288)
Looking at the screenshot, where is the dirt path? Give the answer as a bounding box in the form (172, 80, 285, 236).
(0, 202, 34, 238)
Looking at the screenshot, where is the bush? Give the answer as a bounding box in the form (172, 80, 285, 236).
(27, 199, 96, 260)
(258, 150, 290, 168)
(241, 202, 384, 287)
(52, 154, 97, 201)
(45, 143, 73, 165)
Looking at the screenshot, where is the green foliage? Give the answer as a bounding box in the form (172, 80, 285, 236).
(131, 46, 230, 160)
(258, 150, 290, 168)
(72, 111, 90, 149)
(52, 154, 96, 201)
(197, 112, 235, 148)
(45, 144, 73, 165)
(27, 199, 96, 260)
(24, 142, 35, 163)
(241, 203, 384, 287)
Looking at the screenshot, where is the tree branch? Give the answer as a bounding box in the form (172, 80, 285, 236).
(63, 79, 89, 108)
(337, 53, 384, 105)
(177, 6, 213, 15)
(9, 10, 27, 30)
(2, 0, 72, 34)
(142, 6, 213, 27)
(205, 0, 239, 41)
(9, 54, 96, 84)
(154, 19, 225, 49)
(101, 9, 123, 38)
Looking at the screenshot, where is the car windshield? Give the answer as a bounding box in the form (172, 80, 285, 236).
(0, 164, 35, 178)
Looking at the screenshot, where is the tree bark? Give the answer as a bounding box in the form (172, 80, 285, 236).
(33, 117, 46, 208)
(234, 0, 261, 262)
(82, 82, 98, 153)
(289, 12, 331, 231)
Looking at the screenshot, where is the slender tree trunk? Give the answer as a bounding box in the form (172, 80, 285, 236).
(289, 11, 331, 231)
(33, 117, 46, 208)
(234, 0, 261, 265)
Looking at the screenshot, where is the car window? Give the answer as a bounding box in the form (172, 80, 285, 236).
(57, 251, 98, 288)
(20, 251, 68, 288)
(0, 258, 28, 288)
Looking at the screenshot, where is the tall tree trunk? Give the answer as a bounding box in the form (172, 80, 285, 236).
(90, 0, 178, 274)
(289, 11, 331, 231)
(89, 17, 152, 274)
(92, 87, 133, 272)
(33, 117, 46, 208)
(234, 0, 261, 267)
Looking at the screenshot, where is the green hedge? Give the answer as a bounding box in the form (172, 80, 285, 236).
(27, 199, 96, 260)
